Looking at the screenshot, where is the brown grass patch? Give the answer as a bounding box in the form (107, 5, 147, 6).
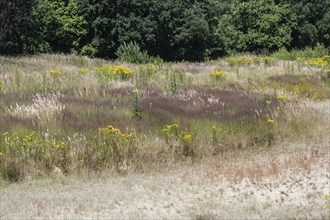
(142, 86, 279, 121)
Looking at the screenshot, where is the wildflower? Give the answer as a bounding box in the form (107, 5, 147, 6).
(79, 68, 89, 74)
(3, 132, 8, 136)
(266, 100, 272, 106)
(277, 95, 287, 100)
(132, 89, 139, 93)
(182, 132, 193, 144)
(50, 70, 62, 77)
(0, 152, 2, 157)
(172, 124, 179, 129)
(56, 141, 65, 148)
(267, 119, 275, 124)
(209, 70, 225, 77)
(263, 56, 272, 63)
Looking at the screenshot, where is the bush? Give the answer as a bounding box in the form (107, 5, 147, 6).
(116, 42, 150, 64)
(272, 44, 329, 60)
(80, 44, 96, 57)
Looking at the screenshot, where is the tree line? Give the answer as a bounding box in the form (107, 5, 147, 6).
(1, 0, 329, 61)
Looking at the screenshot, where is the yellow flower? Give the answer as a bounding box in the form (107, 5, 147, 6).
(209, 70, 225, 76)
(267, 119, 275, 124)
(172, 124, 179, 129)
(277, 95, 287, 100)
(296, 57, 304, 62)
(263, 56, 272, 62)
(79, 68, 89, 74)
(0, 152, 2, 157)
(182, 133, 193, 144)
(3, 132, 9, 136)
(266, 100, 272, 105)
(132, 89, 139, 93)
(50, 70, 62, 77)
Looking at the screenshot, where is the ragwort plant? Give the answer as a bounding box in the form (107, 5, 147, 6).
(209, 70, 226, 85)
(162, 123, 194, 158)
(135, 64, 158, 86)
(167, 70, 187, 94)
(95, 65, 132, 82)
(266, 119, 276, 147)
(0, 131, 68, 181)
(50, 69, 62, 91)
(96, 125, 137, 171)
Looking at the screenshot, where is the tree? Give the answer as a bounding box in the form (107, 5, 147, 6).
(0, 0, 43, 55)
(217, 0, 297, 54)
(35, 0, 87, 53)
(289, 0, 330, 50)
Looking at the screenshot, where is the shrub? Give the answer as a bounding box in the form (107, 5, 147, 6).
(80, 44, 96, 57)
(116, 42, 150, 64)
(272, 44, 329, 61)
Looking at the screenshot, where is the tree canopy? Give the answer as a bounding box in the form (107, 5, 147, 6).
(0, 0, 329, 60)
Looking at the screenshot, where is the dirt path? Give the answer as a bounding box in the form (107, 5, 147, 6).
(1, 144, 329, 219)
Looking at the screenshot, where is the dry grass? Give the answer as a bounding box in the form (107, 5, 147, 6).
(0, 139, 329, 219)
(0, 54, 329, 218)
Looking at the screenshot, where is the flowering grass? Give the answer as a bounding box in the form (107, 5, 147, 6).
(0, 54, 329, 183)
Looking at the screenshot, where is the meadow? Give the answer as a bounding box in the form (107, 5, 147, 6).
(0, 53, 329, 181)
(0, 53, 329, 218)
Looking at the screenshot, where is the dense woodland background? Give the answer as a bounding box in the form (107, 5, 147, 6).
(1, 0, 329, 61)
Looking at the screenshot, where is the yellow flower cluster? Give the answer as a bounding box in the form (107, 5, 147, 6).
(263, 56, 272, 65)
(209, 70, 225, 77)
(96, 65, 132, 80)
(296, 57, 305, 62)
(99, 125, 133, 139)
(79, 68, 89, 74)
(181, 132, 193, 144)
(267, 119, 275, 124)
(108, 65, 132, 75)
(162, 123, 179, 135)
(47, 140, 65, 148)
(1, 130, 67, 161)
(306, 57, 328, 67)
(50, 70, 62, 77)
(226, 56, 252, 67)
(277, 95, 287, 100)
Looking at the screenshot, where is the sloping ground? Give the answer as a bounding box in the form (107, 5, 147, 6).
(1, 140, 329, 219)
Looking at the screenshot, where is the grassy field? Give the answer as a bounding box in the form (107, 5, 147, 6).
(0, 54, 329, 218)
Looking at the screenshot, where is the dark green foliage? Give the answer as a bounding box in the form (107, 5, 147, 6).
(1, 0, 329, 59)
(217, 0, 296, 54)
(116, 42, 150, 64)
(35, 0, 87, 53)
(290, 0, 330, 50)
(0, 0, 44, 55)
